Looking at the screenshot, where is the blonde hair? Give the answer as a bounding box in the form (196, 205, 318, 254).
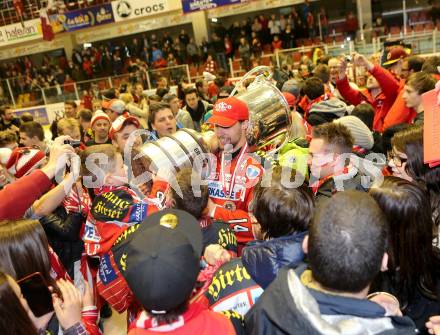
(81, 144, 118, 182)
(57, 118, 80, 136)
(119, 93, 134, 104)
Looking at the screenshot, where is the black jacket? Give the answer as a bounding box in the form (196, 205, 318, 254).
(40, 206, 84, 278)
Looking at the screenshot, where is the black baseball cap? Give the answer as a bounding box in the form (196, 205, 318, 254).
(121, 209, 203, 313)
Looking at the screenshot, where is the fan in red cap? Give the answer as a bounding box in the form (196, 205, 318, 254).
(109, 114, 141, 152)
(206, 96, 263, 251)
(207, 97, 249, 128)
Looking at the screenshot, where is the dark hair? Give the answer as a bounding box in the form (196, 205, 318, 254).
(148, 94, 162, 103)
(406, 71, 436, 94)
(0, 220, 56, 289)
(391, 125, 440, 227)
(218, 86, 234, 98)
(19, 121, 44, 141)
(370, 177, 438, 299)
(308, 191, 387, 293)
(313, 64, 330, 84)
(0, 271, 37, 335)
(149, 300, 188, 325)
(170, 168, 208, 220)
(162, 93, 178, 104)
(65, 100, 77, 108)
(405, 56, 425, 73)
(312, 122, 354, 154)
(156, 87, 170, 98)
(0, 129, 17, 147)
(101, 88, 117, 100)
(0, 105, 12, 116)
(148, 102, 172, 128)
(81, 144, 117, 183)
(253, 167, 313, 238)
(195, 80, 205, 90)
(183, 87, 198, 99)
(20, 112, 33, 123)
(421, 56, 440, 74)
(382, 123, 410, 154)
(351, 103, 375, 131)
(303, 77, 324, 100)
(78, 109, 93, 122)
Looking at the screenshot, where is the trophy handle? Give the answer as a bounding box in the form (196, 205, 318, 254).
(230, 66, 273, 97)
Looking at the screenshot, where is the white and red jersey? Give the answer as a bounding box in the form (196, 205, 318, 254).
(208, 146, 264, 247)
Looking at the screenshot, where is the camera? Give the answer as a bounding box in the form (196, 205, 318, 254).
(64, 139, 81, 148)
(345, 55, 352, 62)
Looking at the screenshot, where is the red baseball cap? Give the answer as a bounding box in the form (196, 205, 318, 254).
(383, 46, 409, 67)
(207, 97, 249, 127)
(109, 113, 140, 139)
(282, 92, 296, 107)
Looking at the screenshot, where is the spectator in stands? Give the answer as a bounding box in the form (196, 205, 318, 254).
(246, 190, 416, 334)
(344, 11, 358, 40)
(308, 122, 366, 199)
(271, 35, 282, 51)
(148, 102, 177, 140)
(268, 14, 281, 36)
(0, 130, 18, 150)
(187, 38, 200, 66)
(157, 76, 169, 90)
(183, 88, 211, 131)
(370, 177, 440, 333)
(402, 71, 436, 124)
(204, 54, 217, 75)
(238, 37, 251, 72)
(0, 105, 20, 132)
(19, 121, 51, 154)
(319, 7, 329, 37)
(163, 93, 193, 129)
(306, 11, 315, 38)
(86, 111, 111, 146)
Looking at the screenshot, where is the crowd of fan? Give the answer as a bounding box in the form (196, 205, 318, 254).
(1, 38, 440, 335)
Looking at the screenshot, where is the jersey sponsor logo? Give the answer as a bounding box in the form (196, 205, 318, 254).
(99, 253, 117, 285)
(246, 165, 260, 179)
(83, 220, 101, 242)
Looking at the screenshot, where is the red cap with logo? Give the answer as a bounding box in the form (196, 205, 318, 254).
(383, 46, 409, 67)
(207, 97, 249, 127)
(109, 113, 140, 139)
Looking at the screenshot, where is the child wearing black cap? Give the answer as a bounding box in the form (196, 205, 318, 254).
(119, 209, 237, 334)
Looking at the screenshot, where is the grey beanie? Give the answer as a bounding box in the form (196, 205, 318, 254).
(308, 98, 347, 117)
(334, 115, 374, 150)
(282, 79, 303, 98)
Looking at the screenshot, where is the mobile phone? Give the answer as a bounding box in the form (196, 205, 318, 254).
(17, 272, 54, 317)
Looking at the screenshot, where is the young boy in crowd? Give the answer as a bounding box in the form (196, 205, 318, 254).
(81, 144, 150, 257)
(245, 191, 417, 334)
(121, 209, 238, 334)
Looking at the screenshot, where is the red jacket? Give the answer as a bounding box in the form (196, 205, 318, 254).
(336, 65, 399, 132)
(0, 170, 52, 219)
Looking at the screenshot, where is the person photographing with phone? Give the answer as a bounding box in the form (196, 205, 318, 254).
(336, 52, 400, 132)
(0, 219, 100, 334)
